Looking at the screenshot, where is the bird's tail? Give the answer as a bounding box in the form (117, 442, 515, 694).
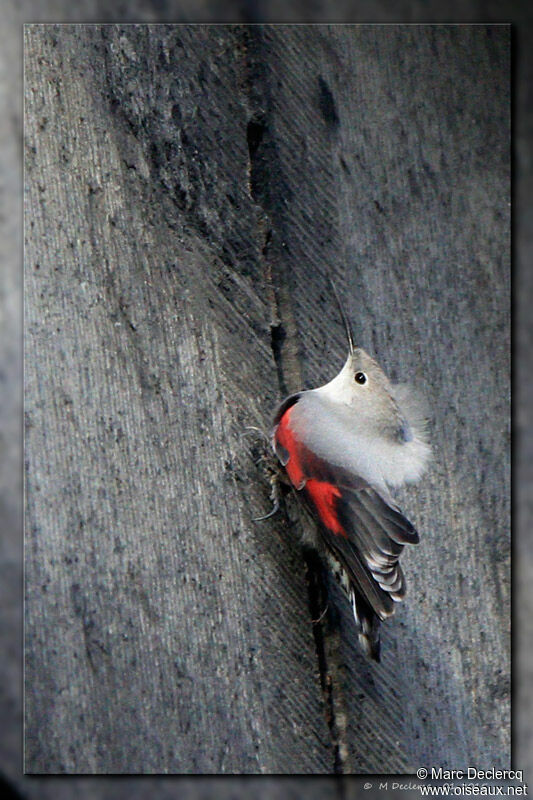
(349, 587, 381, 661)
(326, 550, 381, 660)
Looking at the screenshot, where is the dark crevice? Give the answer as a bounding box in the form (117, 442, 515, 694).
(262, 226, 272, 258)
(242, 30, 344, 774)
(265, 198, 345, 777)
(304, 548, 344, 774)
(269, 321, 288, 399)
(247, 115, 265, 159)
(317, 75, 340, 130)
(247, 113, 268, 204)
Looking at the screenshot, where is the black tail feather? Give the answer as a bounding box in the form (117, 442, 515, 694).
(326, 550, 382, 660)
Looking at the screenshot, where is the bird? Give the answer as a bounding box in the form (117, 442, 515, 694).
(270, 286, 431, 660)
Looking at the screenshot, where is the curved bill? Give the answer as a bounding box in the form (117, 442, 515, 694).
(329, 276, 355, 355)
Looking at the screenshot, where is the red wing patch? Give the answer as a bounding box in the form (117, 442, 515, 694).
(274, 405, 306, 488)
(304, 480, 344, 536)
(274, 405, 346, 537)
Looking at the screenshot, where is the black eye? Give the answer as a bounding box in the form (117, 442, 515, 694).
(354, 372, 367, 385)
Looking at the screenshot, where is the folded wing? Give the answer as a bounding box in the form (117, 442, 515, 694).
(273, 402, 419, 648)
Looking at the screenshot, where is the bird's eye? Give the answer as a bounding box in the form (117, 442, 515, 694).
(354, 372, 367, 385)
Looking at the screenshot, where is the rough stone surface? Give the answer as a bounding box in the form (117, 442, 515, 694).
(23, 21, 510, 776)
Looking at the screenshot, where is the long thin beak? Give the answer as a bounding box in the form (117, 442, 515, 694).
(329, 277, 355, 355)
